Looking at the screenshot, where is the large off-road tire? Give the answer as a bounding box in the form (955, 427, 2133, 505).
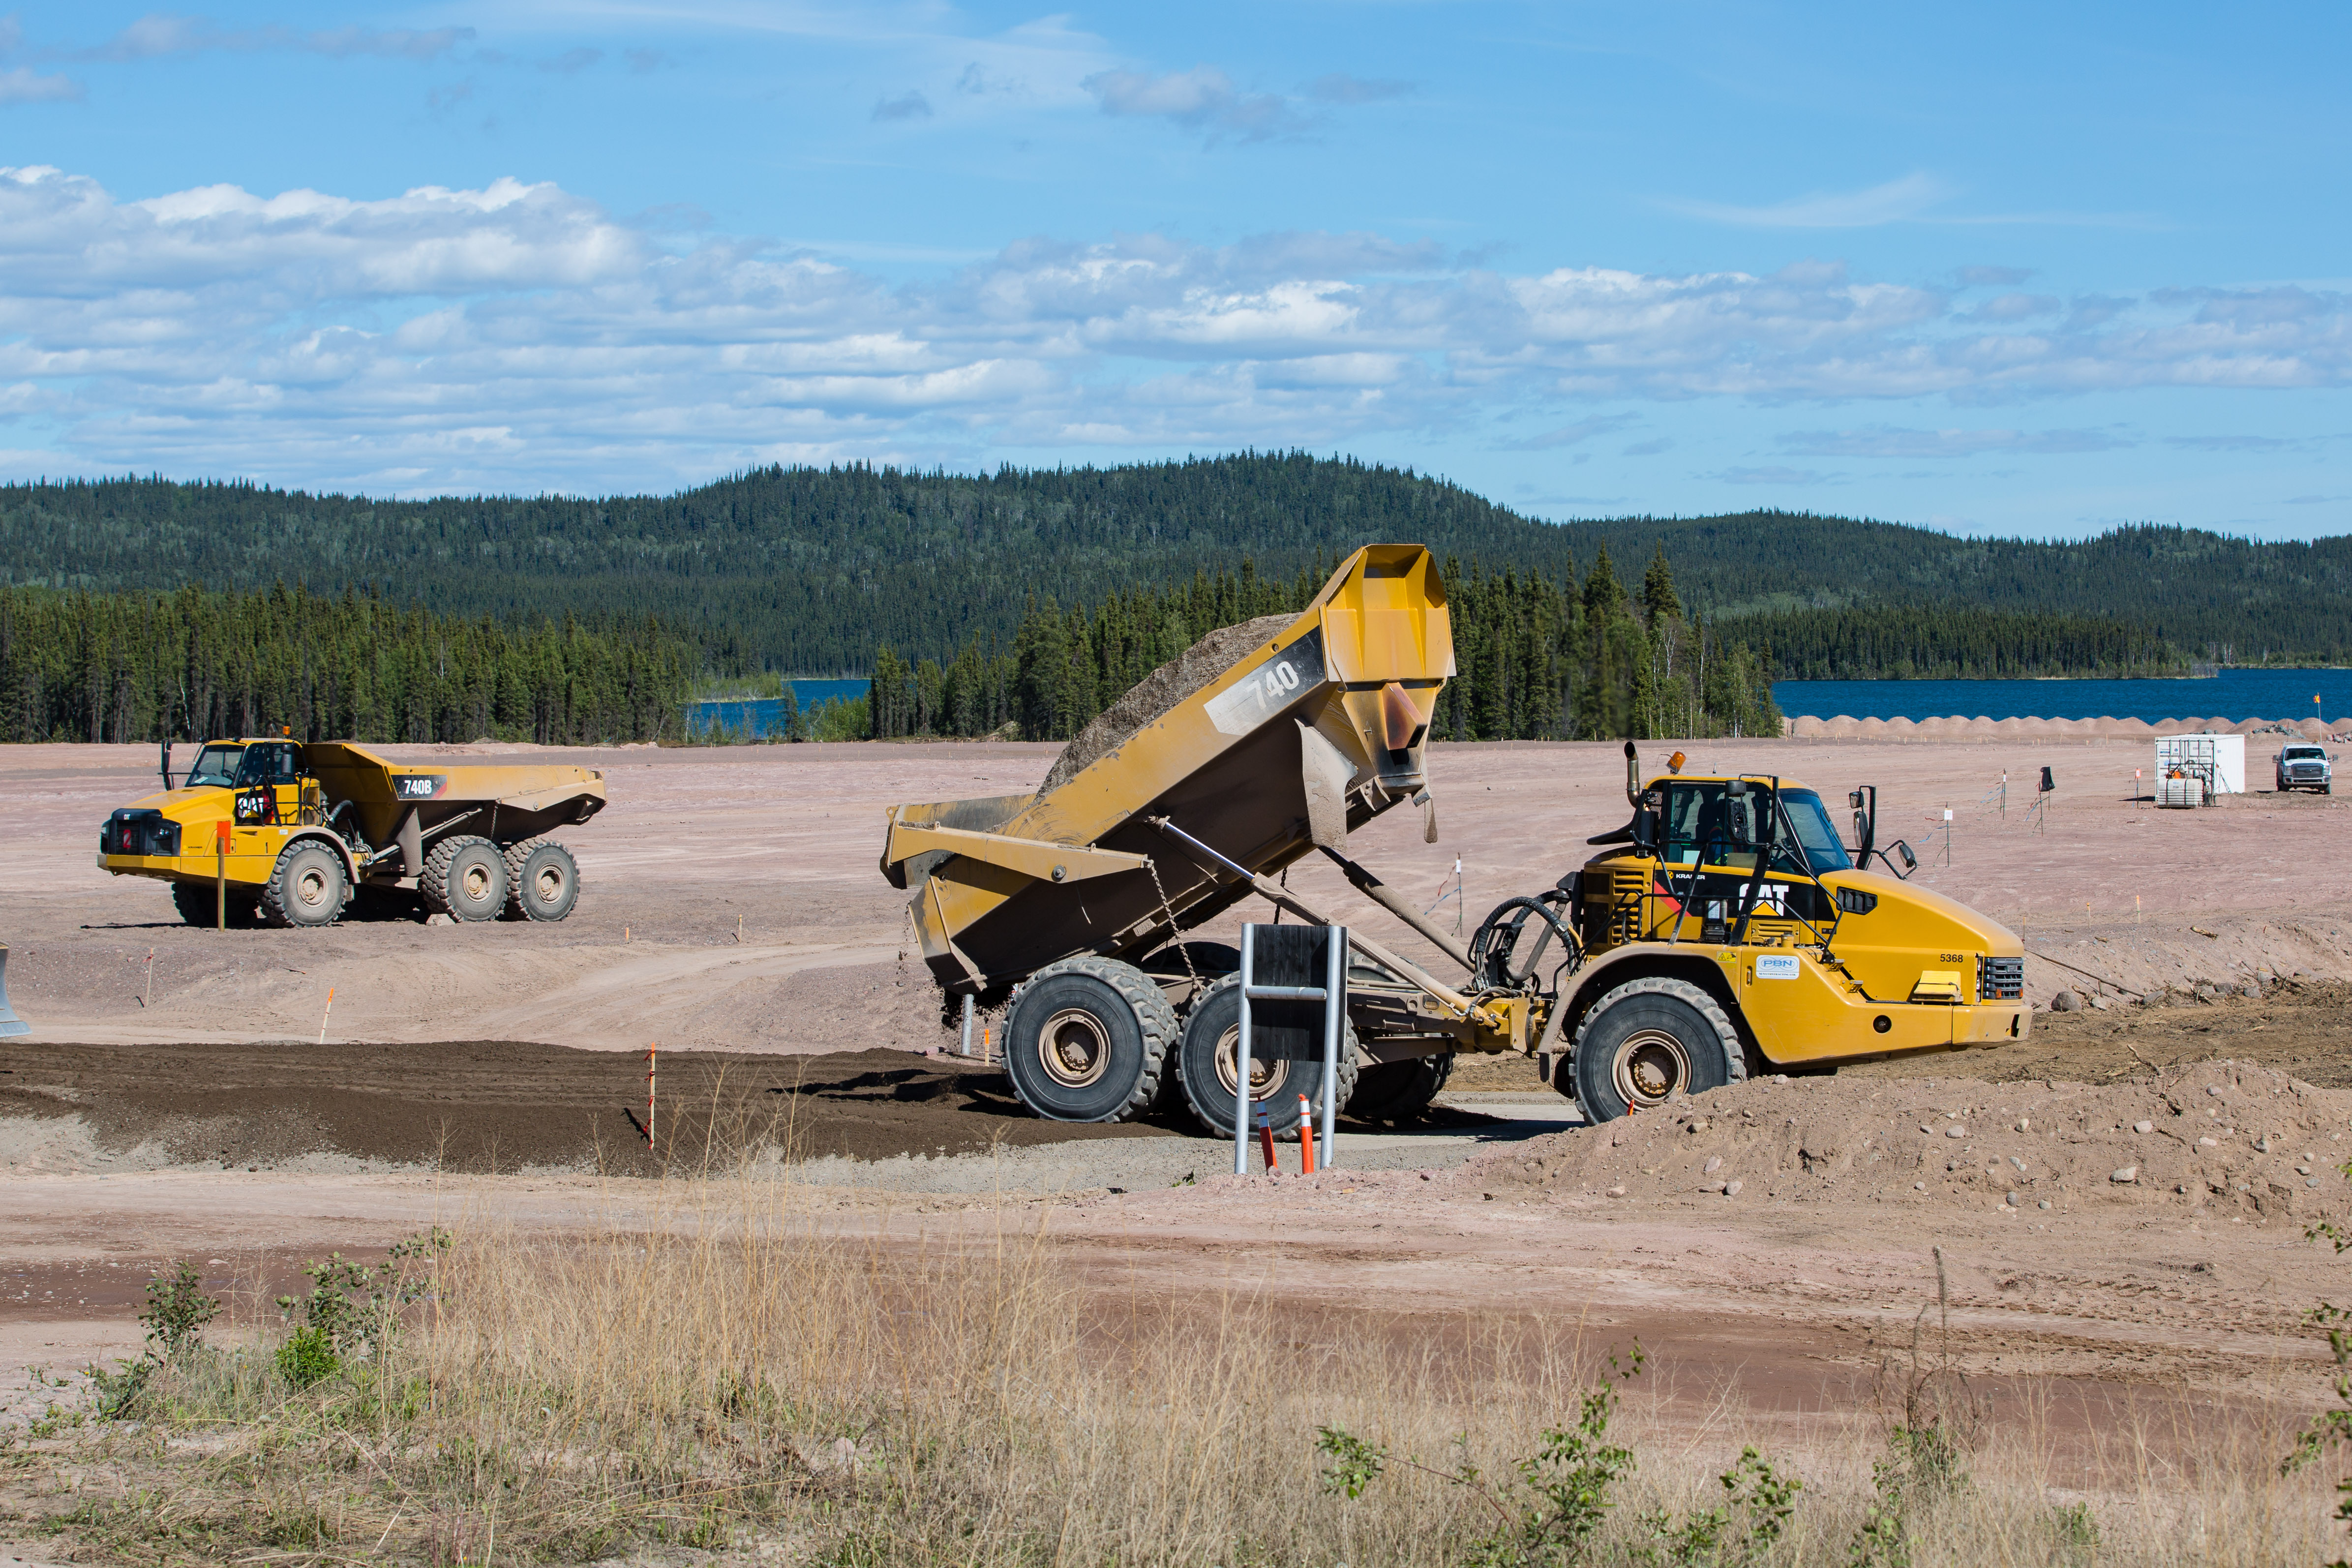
(1568, 975, 1745, 1125)
(421, 836, 507, 923)
(171, 880, 259, 928)
(502, 838, 579, 922)
(1002, 956, 1179, 1123)
(1175, 973, 1360, 1138)
(1345, 1051, 1455, 1123)
(259, 842, 349, 929)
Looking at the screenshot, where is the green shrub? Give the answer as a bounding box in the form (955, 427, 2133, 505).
(274, 1325, 339, 1389)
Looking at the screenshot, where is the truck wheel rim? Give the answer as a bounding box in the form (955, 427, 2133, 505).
(1038, 1008, 1111, 1088)
(534, 864, 567, 904)
(462, 863, 492, 902)
(295, 866, 330, 909)
(1214, 1024, 1287, 1099)
(1613, 1028, 1690, 1107)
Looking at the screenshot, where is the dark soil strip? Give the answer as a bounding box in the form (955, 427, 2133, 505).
(0, 1042, 1179, 1175)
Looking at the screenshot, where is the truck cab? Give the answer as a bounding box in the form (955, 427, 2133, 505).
(1543, 756, 2028, 1120)
(2277, 744, 2332, 795)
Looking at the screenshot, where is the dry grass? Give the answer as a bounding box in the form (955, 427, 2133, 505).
(15, 1170, 2344, 1567)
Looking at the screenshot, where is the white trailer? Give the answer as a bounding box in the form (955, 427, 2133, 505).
(2154, 733, 2245, 800)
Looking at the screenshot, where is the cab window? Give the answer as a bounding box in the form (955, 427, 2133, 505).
(1774, 789, 1853, 875)
(1662, 783, 1756, 869)
(182, 744, 244, 789)
(234, 742, 301, 786)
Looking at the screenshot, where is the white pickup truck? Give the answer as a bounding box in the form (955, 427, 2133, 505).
(2276, 743, 2333, 794)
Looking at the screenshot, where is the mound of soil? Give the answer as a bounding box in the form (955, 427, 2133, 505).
(1857, 980, 2352, 1088)
(0, 1041, 1174, 1175)
(1467, 1062, 2352, 1222)
(1039, 613, 1296, 794)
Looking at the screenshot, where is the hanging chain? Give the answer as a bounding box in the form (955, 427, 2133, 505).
(1145, 853, 1201, 994)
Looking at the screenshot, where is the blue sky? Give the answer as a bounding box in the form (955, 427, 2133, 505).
(0, 1, 2346, 538)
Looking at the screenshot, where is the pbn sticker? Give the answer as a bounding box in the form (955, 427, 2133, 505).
(1753, 954, 1801, 980)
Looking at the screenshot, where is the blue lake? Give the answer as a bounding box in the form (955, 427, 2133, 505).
(1775, 668, 2351, 723)
(688, 680, 870, 737)
(685, 669, 2346, 732)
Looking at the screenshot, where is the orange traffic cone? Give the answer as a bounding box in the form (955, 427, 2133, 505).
(1297, 1092, 1317, 1174)
(1257, 1101, 1279, 1174)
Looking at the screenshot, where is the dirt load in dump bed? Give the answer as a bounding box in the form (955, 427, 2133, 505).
(1037, 613, 1296, 794)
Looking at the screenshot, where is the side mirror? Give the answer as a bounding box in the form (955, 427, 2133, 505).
(1847, 784, 1877, 861)
(1893, 840, 1917, 874)
(1724, 780, 1758, 847)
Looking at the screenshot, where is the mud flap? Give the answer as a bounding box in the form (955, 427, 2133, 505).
(0, 945, 28, 1038)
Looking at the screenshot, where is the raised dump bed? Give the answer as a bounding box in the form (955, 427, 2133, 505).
(99, 739, 604, 928)
(880, 543, 1478, 1130)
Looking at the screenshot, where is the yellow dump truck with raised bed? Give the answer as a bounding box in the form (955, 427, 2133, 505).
(99, 737, 604, 928)
(877, 543, 2029, 1132)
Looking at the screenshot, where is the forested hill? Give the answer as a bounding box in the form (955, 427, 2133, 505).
(0, 456, 1572, 675)
(3, 455, 2349, 672)
(1569, 514, 2352, 669)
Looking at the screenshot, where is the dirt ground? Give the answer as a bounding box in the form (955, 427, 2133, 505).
(8, 732, 2352, 1486)
(0, 1043, 1196, 1175)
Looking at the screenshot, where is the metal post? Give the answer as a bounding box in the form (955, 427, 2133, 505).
(960, 993, 975, 1057)
(1320, 924, 1344, 1167)
(1234, 925, 1255, 1176)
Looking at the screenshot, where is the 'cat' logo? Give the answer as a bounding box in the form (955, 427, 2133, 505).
(395, 775, 446, 800)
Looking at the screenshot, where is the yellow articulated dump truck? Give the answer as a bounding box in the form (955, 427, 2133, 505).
(99, 737, 604, 929)
(877, 542, 2028, 1131)
(1540, 749, 2023, 1119)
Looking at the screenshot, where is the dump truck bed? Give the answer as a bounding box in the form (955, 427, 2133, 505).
(881, 544, 1454, 997)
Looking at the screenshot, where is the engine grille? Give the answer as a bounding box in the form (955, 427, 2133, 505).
(1978, 954, 2023, 1002)
(100, 809, 180, 858)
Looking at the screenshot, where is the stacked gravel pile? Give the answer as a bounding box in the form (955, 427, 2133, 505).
(1468, 1062, 2352, 1220)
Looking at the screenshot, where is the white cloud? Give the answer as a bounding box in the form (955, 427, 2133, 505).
(2165, 433, 2316, 452)
(1502, 413, 1636, 450)
(0, 65, 77, 103)
(86, 14, 475, 62)
(1663, 175, 2160, 232)
(873, 89, 931, 120)
(1306, 73, 1409, 105)
(1964, 292, 2059, 322)
(1779, 426, 2132, 457)
(1660, 173, 1951, 229)
(1083, 65, 1304, 142)
(0, 165, 2348, 495)
(1716, 466, 1834, 485)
